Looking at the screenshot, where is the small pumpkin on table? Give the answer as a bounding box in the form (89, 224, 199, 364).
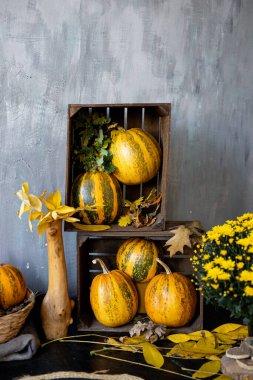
(0, 264, 27, 311)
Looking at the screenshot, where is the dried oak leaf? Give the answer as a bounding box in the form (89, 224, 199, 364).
(164, 225, 192, 257)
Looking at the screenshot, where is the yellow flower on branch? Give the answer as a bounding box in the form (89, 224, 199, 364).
(17, 182, 107, 235)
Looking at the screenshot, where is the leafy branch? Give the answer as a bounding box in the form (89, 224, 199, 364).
(16, 182, 110, 234)
(72, 112, 116, 174)
(118, 188, 162, 228)
(40, 322, 247, 378)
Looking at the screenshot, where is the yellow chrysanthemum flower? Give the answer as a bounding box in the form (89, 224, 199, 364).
(239, 270, 253, 283)
(244, 286, 253, 296)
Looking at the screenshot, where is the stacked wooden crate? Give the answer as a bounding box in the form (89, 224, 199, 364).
(65, 103, 203, 333)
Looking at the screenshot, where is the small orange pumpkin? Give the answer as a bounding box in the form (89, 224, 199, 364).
(145, 258, 197, 327)
(0, 264, 27, 310)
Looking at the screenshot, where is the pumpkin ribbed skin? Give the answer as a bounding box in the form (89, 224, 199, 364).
(0, 264, 27, 310)
(109, 128, 161, 185)
(71, 171, 123, 225)
(90, 266, 138, 327)
(116, 238, 159, 283)
(145, 270, 197, 328)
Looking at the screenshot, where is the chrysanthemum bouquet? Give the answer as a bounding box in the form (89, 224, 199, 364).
(192, 213, 253, 324)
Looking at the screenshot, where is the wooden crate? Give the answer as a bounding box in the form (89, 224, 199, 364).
(76, 231, 203, 333)
(65, 103, 171, 233)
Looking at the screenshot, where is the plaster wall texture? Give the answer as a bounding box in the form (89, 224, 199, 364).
(0, 0, 252, 293)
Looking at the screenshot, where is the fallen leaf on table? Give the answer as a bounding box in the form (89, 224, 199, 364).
(213, 323, 245, 334)
(192, 360, 221, 378)
(167, 330, 214, 343)
(106, 337, 136, 352)
(142, 342, 164, 368)
(212, 324, 248, 340)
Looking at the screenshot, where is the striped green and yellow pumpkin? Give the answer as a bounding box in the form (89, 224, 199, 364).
(145, 258, 197, 327)
(90, 258, 138, 327)
(116, 238, 159, 283)
(70, 171, 123, 225)
(0, 264, 27, 310)
(109, 128, 161, 185)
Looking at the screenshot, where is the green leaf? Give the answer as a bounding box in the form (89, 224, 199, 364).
(192, 360, 221, 378)
(142, 342, 164, 368)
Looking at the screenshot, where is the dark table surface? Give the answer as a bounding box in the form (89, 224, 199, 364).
(0, 300, 240, 380)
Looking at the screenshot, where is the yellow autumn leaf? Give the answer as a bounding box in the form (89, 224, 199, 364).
(118, 215, 132, 227)
(22, 182, 29, 194)
(47, 189, 62, 208)
(213, 324, 248, 340)
(42, 199, 55, 211)
(55, 206, 77, 215)
(37, 221, 51, 236)
(28, 194, 42, 211)
(224, 326, 248, 340)
(120, 335, 147, 345)
(106, 337, 135, 352)
(213, 375, 232, 380)
(207, 355, 222, 361)
(214, 333, 236, 345)
(164, 225, 192, 256)
(16, 190, 27, 203)
(188, 330, 214, 340)
(195, 335, 216, 350)
(167, 342, 205, 359)
(28, 211, 42, 232)
(133, 196, 144, 207)
(29, 211, 42, 221)
(36, 212, 53, 235)
(192, 360, 221, 378)
(167, 334, 191, 343)
(64, 217, 80, 223)
(17, 203, 30, 218)
(213, 323, 245, 334)
(167, 330, 214, 343)
(142, 342, 164, 368)
(168, 341, 226, 357)
(73, 223, 110, 231)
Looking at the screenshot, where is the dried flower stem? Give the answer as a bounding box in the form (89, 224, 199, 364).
(41, 333, 115, 348)
(90, 349, 194, 379)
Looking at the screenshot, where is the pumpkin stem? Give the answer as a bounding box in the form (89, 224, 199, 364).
(156, 258, 172, 274)
(92, 258, 110, 274)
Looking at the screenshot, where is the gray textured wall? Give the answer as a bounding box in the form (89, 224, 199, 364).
(0, 0, 252, 294)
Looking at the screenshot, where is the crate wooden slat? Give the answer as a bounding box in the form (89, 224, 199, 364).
(65, 103, 171, 233)
(76, 231, 203, 334)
